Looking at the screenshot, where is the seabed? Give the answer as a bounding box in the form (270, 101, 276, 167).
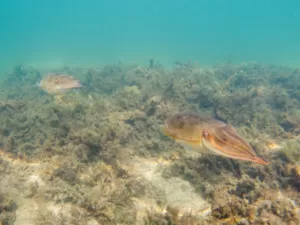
(0, 62, 299, 225)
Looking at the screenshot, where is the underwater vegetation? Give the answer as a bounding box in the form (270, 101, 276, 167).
(0, 61, 299, 224)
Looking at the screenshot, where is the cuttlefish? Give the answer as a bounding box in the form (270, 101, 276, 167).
(37, 74, 82, 95)
(162, 112, 268, 165)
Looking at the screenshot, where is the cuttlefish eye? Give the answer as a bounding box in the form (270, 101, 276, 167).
(202, 129, 210, 138)
(55, 79, 59, 84)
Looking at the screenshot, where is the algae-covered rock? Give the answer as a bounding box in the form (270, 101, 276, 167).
(277, 139, 300, 164)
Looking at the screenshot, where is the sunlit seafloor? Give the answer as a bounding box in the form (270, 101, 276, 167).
(0, 61, 299, 225)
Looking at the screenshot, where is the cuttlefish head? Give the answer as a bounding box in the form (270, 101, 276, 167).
(202, 124, 268, 165)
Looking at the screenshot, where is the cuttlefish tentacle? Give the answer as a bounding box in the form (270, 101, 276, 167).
(202, 125, 268, 164)
(163, 113, 268, 165)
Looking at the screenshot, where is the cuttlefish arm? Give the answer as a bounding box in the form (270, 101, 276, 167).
(201, 124, 268, 165)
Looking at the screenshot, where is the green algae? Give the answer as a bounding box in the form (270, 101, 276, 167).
(277, 139, 300, 164)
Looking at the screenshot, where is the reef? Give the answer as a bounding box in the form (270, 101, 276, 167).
(0, 61, 299, 224)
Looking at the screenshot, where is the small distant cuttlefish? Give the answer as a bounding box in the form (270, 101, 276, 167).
(162, 112, 268, 165)
(37, 74, 82, 95)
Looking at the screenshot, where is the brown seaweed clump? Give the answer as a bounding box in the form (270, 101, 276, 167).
(0, 191, 16, 224)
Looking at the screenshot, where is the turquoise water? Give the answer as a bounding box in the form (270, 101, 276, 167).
(1, 0, 300, 71)
(1, 1, 300, 224)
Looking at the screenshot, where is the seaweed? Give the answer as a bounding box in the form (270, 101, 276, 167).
(0, 62, 300, 224)
(0, 192, 17, 225)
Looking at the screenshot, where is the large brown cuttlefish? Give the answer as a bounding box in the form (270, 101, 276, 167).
(162, 112, 268, 165)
